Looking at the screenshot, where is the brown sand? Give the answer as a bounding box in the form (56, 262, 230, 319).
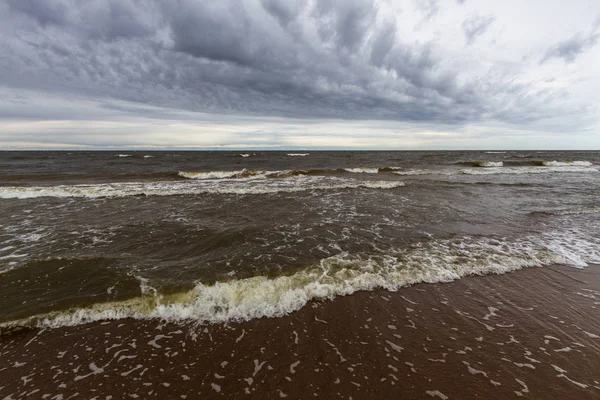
(1, 264, 600, 399)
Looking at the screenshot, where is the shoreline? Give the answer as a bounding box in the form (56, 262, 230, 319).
(2, 264, 600, 399)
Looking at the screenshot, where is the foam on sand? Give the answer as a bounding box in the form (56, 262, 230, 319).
(3, 229, 597, 329)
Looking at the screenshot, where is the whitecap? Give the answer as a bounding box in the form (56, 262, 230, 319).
(4, 229, 597, 329)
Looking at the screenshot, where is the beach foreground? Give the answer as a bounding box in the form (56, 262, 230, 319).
(2, 264, 600, 399)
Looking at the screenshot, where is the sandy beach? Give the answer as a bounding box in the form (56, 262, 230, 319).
(2, 264, 599, 399)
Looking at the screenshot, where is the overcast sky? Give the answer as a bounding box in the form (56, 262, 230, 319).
(1, 0, 599, 149)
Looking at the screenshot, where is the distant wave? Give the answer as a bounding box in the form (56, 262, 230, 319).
(143, 155, 154, 158)
(179, 167, 401, 180)
(541, 160, 592, 167)
(531, 206, 600, 216)
(117, 154, 132, 158)
(287, 153, 309, 156)
(0, 177, 405, 199)
(343, 168, 379, 174)
(3, 230, 597, 329)
(178, 163, 596, 180)
(179, 170, 265, 180)
(485, 151, 507, 154)
(240, 154, 250, 157)
(460, 166, 597, 175)
(392, 165, 598, 176)
(457, 161, 504, 167)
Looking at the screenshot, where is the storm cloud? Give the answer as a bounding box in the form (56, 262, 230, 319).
(0, 0, 599, 149)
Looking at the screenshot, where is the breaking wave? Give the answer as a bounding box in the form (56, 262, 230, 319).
(287, 153, 309, 156)
(457, 161, 504, 167)
(344, 168, 379, 174)
(0, 177, 405, 199)
(2, 230, 598, 329)
(541, 160, 593, 167)
(178, 170, 267, 180)
(179, 167, 401, 180)
(459, 166, 597, 175)
(392, 165, 598, 176)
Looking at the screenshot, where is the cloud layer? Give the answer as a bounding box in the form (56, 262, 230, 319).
(1, 0, 599, 149)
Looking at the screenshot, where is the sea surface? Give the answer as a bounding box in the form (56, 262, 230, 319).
(1, 150, 599, 328)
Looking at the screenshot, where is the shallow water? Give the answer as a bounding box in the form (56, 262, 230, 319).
(0, 150, 599, 327)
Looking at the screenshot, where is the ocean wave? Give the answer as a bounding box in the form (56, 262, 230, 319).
(179, 167, 395, 180)
(457, 161, 504, 167)
(178, 170, 266, 180)
(0, 178, 405, 199)
(392, 169, 442, 176)
(459, 166, 597, 175)
(532, 206, 600, 216)
(287, 153, 309, 156)
(392, 165, 598, 176)
(240, 154, 250, 157)
(344, 168, 379, 174)
(485, 151, 507, 154)
(117, 154, 132, 158)
(3, 230, 597, 329)
(541, 160, 593, 167)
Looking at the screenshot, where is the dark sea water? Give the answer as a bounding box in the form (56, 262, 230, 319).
(1, 151, 599, 328)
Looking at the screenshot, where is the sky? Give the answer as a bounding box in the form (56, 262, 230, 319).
(0, 0, 599, 150)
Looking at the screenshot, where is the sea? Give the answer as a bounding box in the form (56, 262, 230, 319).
(1, 150, 599, 329)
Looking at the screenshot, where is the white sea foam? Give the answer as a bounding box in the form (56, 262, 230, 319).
(240, 154, 250, 157)
(485, 151, 507, 154)
(392, 165, 597, 176)
(460, 166, 597, 175)
(287, 153, 309, 156)
(143, 155, 154, 158)
(477, 161, 503, 167)
(0, 177, 405, 199)
(344, 168, 379, 174)
(178, 170, 257, 180)
(542, 160, 592, 166)
(118, 154, 132, 158)
(392, 169, 449, 176)
(5, 229, 597, 329)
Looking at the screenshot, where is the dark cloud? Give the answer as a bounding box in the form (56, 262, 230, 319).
(0, 0, 593, 135)
(541, 29, 599, 63)
(462, 14, 495, 45)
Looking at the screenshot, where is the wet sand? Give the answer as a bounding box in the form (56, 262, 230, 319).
(2, 264, 600, 399)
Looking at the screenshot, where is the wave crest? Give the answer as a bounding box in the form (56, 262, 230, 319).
(2, 230, 597, 329)
(541, 160, 592, 167)
(0, 178, 405, 199)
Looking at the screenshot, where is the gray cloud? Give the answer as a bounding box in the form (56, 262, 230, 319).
(0, 0, 597, 147)
(541, 28, 599, 63)
(414, 0, 440, 21)
(462, 14, 495, 45)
